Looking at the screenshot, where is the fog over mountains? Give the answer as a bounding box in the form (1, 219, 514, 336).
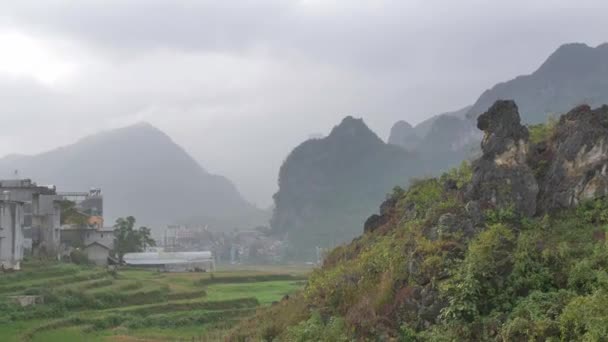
(271, 116, 420, 258)
(1, 42, 607, 251)
(0, 123, 267, 230)
(269, 42, 608, 255)
(388, 42, 608, 170)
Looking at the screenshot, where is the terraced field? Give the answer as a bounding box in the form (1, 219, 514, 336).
(0, 261, 310, 341)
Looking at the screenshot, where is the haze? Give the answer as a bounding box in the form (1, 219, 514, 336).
(1, 0, 607, 207)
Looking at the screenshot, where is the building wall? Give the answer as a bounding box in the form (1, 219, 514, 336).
(84, 244, 110, 266)
(84, 230, 114, 250)
(0, 201, 24, 270)
(0, 181, 61, 258)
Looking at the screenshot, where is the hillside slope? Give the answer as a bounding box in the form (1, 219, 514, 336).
(233, 100, 608, 341)
(271, 116, 421, 260)
(0, 123, 267, 230)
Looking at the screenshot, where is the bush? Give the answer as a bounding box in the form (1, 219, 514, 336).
(69, 249, 91, 265)
(284, 311, 350, 342)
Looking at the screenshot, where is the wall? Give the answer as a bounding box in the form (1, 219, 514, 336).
(84, 243, 110, 266)
(0, 201, 24, 270)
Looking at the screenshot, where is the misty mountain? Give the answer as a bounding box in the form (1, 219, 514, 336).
(387, 105, 473, 154)
(271, 116, 420, 259)
(389, 42, 608, 172)
(467, 42, 608, 122)
(0, 123, 267, 230)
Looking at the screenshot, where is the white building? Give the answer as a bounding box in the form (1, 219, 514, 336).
(0, 198, 25, 270)
(123, 251, 215, 272)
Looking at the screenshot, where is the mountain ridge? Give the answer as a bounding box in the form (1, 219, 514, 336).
(0, 122, 267, 231)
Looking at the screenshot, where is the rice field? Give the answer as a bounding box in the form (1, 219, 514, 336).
(0, 261, 310, 341)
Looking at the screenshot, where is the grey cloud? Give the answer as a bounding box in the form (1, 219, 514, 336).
(0, 0, 608, 206)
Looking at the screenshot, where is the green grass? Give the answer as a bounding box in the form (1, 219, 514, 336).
(0, 261, 310, 341)
(206, 280, 305, 304)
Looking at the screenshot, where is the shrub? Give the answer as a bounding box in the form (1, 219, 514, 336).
(284, 311, 350, 342)
(69, 249, 91, 265)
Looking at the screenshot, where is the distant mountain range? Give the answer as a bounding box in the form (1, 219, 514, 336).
(388, 42, 608, 169)
(0, 123, 268, 231)
(272, 42, 608, 259)
(271, 116, 420, 259)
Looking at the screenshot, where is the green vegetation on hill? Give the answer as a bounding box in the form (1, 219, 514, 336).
(0, 262, 308, 341)
(232, 121, 608, 341)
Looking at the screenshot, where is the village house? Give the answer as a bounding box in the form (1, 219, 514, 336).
(60, 227, 115, 266)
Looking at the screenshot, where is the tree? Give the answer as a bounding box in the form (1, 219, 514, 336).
(112, 216, 155, 263)
(58, 199, 89, 226)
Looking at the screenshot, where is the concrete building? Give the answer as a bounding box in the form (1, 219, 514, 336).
(60, 227, 115, 266)
(58, 189, 104, 228)
(83, 242, 113, 266)
(0, 198, 25, 270)
(0, 179, 61, 258)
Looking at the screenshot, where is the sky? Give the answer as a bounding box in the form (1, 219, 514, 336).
(0, 0, 607, 207)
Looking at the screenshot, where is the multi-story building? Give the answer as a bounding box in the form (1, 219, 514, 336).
(59, 189, 104, 228)
(0, 179, 61, 258)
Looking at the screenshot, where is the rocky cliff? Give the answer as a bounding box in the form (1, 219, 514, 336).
(233, 100, 608, 341)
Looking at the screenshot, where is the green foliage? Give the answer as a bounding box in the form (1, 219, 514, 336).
(440, 160, 473, 189)
(560, 290, 608, 341)
(112, 216, 155, 262)
(440, 224, 515, 323)
(58, 200, 88, 226)
(528, 117, 557, 145)
(68, 249, 90, 265)
(284, 311, 350, 342)
(237, 162, 608, 341)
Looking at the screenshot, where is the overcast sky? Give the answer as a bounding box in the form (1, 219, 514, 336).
(0, 0, 607, 207)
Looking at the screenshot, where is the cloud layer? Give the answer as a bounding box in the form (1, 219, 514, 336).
(0, 0, 607, 206)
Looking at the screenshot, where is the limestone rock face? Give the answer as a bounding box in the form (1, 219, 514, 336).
(539, 105, 608, 211)
(468, 100, 539, 216)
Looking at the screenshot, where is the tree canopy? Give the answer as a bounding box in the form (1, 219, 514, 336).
(112, 216, 155, 263)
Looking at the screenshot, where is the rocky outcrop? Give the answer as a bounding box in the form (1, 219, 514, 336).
(363, 195, 397, 234)
(538, 105, 608, 212)
(468, 100, 539, 216)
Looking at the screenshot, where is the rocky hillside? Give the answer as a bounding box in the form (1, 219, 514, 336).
(271, 116, 420, 260)
(0, 123, 267, 230)
(232, 100, 608, 341)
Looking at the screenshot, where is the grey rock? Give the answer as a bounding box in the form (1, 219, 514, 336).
(465, 200, 484, 226)
(538, 105, 608, 212)
(468, 100, 539, 217)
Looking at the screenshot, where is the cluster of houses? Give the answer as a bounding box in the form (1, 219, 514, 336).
(0, 178, 111, 270)
(161, 224, 286, 264)
(0, 178, 216, 272)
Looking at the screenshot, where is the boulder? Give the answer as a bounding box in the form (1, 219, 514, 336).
(468, 100, 539, 217)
